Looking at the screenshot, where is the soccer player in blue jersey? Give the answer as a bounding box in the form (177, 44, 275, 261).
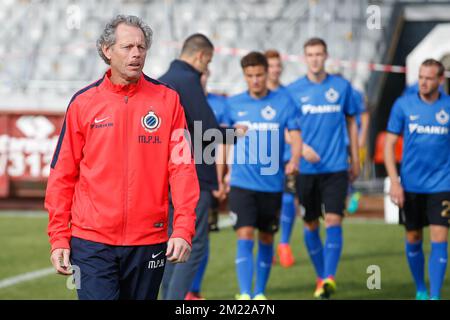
(222, 52, 302, 300)
(286, 38, 360, 299)
(385, 59, 450, 300)
(265, 49, 297, 267)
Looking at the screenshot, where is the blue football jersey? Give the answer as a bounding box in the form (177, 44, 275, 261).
(224, 90, 300, 192)
(269, 85, 295, 163)
(207, 93, 228, 126)
(387, 93, 450, 193)
(286, 74, 357, 174)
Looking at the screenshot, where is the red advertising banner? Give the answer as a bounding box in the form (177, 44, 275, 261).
(0, 111, 64, 198)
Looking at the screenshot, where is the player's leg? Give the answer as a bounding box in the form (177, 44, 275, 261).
(163, 190, 211, 300)
(297, 174, 325, 297)
(253, 191, 282, 299)
(254, 231, 274, 300)
(321, 171, 348, 297)
(230, 187, 258, 300)
(402, 192, 427, 300)
(186, 238, 209, 300)
(235, 226, 255, 299)
(277, 173, 297, 267)
(118, 242, 167, 300)
(427, 192, 450, 300)
(69, 237, 120, 300)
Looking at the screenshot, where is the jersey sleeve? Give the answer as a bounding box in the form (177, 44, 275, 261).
(45, 99, 84, 252)
(353, 89, 366, 114)
(216, 97, 229, 126)
(168, 93, 199, 247)
(285, 96, 301, 131)
(221, 99, 234, 127)
(386, 98, 405, 135)
(343, 82, 358, 116)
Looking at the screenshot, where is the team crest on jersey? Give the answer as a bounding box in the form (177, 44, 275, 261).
(436, 109, 449, 125)
(141, 110, 161, 133)
(261, 105, 276, 120)
(325, 87, 339, 103)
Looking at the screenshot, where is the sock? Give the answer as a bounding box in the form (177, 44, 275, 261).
(190, 239, 209, 293)
(429, 241, 448, 299)
(405, 240, 426, 293)
(236, 239, 254, 295)
(324, 226, 343, 279)
(304, 227, 324, 279)
(254, 241, 274, 296)
(280, 193, 296, 244)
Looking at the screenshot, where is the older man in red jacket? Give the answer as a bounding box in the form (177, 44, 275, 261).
(45, 15, 199, 300)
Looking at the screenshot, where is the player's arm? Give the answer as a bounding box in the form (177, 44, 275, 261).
(213, 143, 227, 200)
(384, 98, 405, 208)
(285, 130, 302, 175)
(359, 111, 370, 148)
(45, 101, 84, 275)
(302, 143, 320, 163)
(167, 94, 200, 263)
(346, 115, 360, 182)
(384, 132, 404, 208)
(284, 128, 291, 144)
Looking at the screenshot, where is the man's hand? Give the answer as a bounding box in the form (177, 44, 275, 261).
(212, 183, 226, 201)
(234, 124, 248, 137)
(390, 180, 405, 208)
(349, 159, 360, 183)
(50, 248, 72, 275)
(302, 144, 320, 163)
(166, 237, 192, 263)
(285, 159, 299, 176)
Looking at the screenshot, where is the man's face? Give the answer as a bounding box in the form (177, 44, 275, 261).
(418, 65, 442, 96)
(196, 49, 213, 73)
(267, 57, 282, 83)
(103, 23, 147, 82)
(304, 44, 327, 75)
(243, 65, 268, 96)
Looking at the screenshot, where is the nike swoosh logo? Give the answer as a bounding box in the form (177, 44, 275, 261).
(152, 251, 163, 259)
(409, 115, 419, 121)
(237, 112, 247, 117)
(94, 117, 110, 124)
(235, 257, 247, 264)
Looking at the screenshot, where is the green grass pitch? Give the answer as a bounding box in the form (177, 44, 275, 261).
(0, 212, 448, 300)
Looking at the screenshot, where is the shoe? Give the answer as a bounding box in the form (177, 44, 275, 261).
(185, 292, 206, 300)
(415, 291, 429, 300)
(347, 192, 361, 214)
(253, 294, 268, 300)
(277, 243, 295, 268)
(313, 278, 325, 299)
(322, 277, 337, 299)
(235, 293, 251, 300)
(430, 296, 440, 300)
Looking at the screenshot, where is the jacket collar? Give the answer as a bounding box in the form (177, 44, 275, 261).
(100, 69, 144, 96)
(170, 59, 202, 76)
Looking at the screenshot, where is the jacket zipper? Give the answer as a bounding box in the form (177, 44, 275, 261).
(122, 95, 129, 244)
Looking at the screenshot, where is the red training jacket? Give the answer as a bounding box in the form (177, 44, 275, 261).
(45, 70, 199, 252)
